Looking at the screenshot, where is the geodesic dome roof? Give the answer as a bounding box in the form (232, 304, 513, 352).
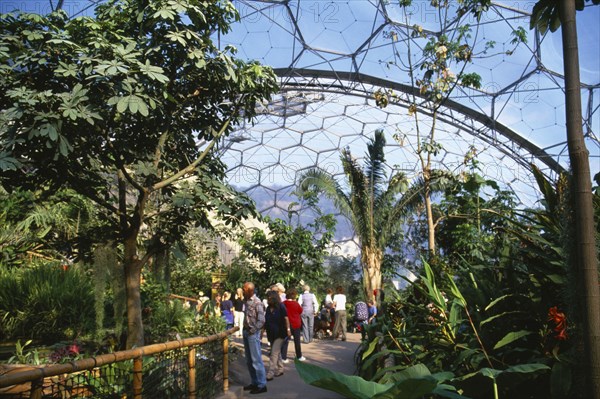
(8, 0, 600, 252)
(213, 1, 599, 219)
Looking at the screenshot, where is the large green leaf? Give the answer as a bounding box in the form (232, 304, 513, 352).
(550, 361, 572, 398)
(362, 337, 380, 359)
(479, 310, 527, 327)
(456, 363, 549, 384)
(295, 360, 393, 399)
(493, 330, 533, 350)
(296, 361, 470, 399)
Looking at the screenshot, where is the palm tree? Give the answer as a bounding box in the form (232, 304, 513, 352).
(297, 129, 426, 300)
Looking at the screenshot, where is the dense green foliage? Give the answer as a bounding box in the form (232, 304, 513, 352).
(0, 263, 95, 342)
(350, 169, 600, 399)
(0, 0, 278, 347)
(0, 188, 105, 268)
(140, 275, 225, 344)
(239, 213, 336, 293)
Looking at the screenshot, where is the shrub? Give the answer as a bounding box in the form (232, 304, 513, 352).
(0, 262, 95, 342)
(142, 277, 226, 343)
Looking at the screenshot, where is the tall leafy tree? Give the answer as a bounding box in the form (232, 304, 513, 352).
(374, 0, 517, 256)
(239, 213, 335, 293)
(375, 1, 526, 256)
(530, 1, 600, 395)
(297, 130, 429, 300)
(0, 0, 278, 347)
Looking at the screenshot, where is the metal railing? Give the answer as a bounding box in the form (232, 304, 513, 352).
(0, 327, 238, 398)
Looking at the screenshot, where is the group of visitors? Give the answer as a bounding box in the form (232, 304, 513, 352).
(214, 281, 381, 395)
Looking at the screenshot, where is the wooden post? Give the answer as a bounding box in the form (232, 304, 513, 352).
(30, 378, 43, 399)
(133, 357, 143, 399)
(188, 347, 197, 399)
(222, 337, 229, 392)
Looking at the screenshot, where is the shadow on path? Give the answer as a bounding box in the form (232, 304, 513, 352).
(217, 332, 362, 399)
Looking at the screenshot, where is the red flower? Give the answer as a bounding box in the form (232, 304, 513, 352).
(555, 328, 568, 341)
(67, 344, 80, 355)
(548, 306, 568, 340)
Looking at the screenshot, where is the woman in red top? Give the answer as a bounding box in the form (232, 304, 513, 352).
(281, 288, 306, 362)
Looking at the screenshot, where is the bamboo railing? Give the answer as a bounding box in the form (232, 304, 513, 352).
(0, 327, 238, 399)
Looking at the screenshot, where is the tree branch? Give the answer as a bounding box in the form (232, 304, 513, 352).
(152, 113, 235, 191)
(153, 131, 169, 169)
(104, 131, 146, 193)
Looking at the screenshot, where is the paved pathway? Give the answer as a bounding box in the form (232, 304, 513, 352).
(217, 332, 362, 399)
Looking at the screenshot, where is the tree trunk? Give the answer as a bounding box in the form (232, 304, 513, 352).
(424, 181, 436, 254)
(557, 2, 600, 396)
(152, 248, 169, 285)
(124, 234, 145, 349)
(362, 246, 382, 301)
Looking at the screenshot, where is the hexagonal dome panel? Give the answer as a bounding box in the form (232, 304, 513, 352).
(15, 0, 599, 252)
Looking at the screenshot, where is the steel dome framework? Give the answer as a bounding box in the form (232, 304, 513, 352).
(214, 1, 599, 221)
(7, 0, 599, 248)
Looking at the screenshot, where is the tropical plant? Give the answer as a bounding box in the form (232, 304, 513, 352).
(83, 360, 133, 397)
(6, 340, 42, 365)
(221, 256, 255, 294)
(239, 213, 335, 293)
(0, 190, 38, 268)
(141, 275, 225, 343)
(495, 165, 595, 398)
(297, 129, 432, 299)
(168, 229, 225, 298)
(361, 260, 553, 398)
(0, 0, 278, 348)
(362, 165, 597, 398)
(296, 361, 467, 399)
(374, 1, 527, 256)
(387, 167, 577, 389)
(0, 262, 95, 342)
(145, 300, 196, 343)
(0, 188, 102, 268)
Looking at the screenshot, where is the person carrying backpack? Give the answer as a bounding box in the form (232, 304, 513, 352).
(354, 301, 368, 323)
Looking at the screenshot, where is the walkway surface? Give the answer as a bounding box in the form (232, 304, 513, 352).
(217, 332, 362, 399)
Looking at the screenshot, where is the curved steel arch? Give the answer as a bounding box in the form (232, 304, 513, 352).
(273, 68, 566, 175)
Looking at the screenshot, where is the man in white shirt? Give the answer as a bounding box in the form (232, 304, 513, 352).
(332, 286, 347, 341)
(298, 284, 318, 343)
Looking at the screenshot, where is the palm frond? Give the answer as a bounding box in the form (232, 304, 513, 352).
(531, 163, 558, 213)
(341, 148, 373, 246)
(377, 179, 426, 247)
(364, 129, 387, 200)
(375, 172, 409, 210)
(297, 169, 352, 218)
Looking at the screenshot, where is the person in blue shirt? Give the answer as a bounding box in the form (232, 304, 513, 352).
(220, 291, 234, 330)
(367, 300, 377, 324)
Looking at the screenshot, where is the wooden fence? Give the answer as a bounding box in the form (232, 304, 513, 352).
(0, 327, 238, 398)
